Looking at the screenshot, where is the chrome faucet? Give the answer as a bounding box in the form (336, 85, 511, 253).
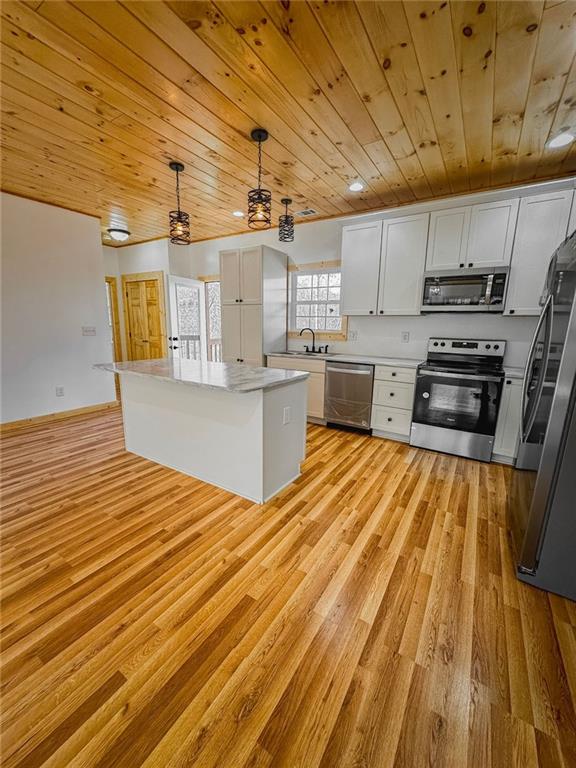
(299, 327, 317, 353)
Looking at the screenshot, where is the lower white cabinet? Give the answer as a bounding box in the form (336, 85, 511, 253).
(493, 377, 523, 461)
(222, 304, 263, 365)
(267, 356, 326, 420)
(371, 365, 416, 440)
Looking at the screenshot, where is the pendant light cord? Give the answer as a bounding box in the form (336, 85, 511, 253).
(176, 169, 181, 214)
(257, 139, 262, 191)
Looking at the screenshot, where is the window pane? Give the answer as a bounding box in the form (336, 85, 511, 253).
(297, 274, 312, 288)
(318, 273, 328, 287)
(206, 281, 221, 339)
(329, 273, 341, 286)
(315, 316, 326, 330)
(296, 316, 309, 330)
(326, 315, 342, 330)
(297, 288, 312, 302)
(296, 304, 309, 316)
(328, 286, 340, 300)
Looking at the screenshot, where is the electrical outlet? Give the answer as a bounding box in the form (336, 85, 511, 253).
(55, 386, 65, 397)
(349, 329, 358, 342)
(401, 331, 410, 344)
(283, 406, 291, 425)
(82, 326, 97, 336)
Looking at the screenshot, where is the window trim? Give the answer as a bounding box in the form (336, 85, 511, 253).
(288, 260, 348, 341)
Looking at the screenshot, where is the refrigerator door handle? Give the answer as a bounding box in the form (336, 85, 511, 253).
(521, 293, 553, 442)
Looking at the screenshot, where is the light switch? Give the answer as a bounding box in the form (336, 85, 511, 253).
(55, 386, 64, 397)
(283, 406, 291, 425)
(82, 326, 97, 336)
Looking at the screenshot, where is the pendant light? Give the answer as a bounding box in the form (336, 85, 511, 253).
(107, 227, 130, 242)
(279, 198, 294, 242)
(168, 161, 191, 245)
(248, 128, 271, 230)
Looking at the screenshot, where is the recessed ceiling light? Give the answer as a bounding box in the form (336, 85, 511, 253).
(547, 132, 575, 149)
(348, 181, 364, 192)
(232, 210, 244, 218)
(107, 227, 131, 242)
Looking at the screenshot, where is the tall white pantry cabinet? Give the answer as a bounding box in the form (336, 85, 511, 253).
(219, 245, 288, 366)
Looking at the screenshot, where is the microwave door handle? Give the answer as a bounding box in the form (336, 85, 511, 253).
(520, 294, 553, 441)
(522, 295, 554, 441)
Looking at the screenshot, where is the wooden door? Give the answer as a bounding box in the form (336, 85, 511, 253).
(340, 221, 382, 315)
(221, 304, 242, 362)
(105, 276, 122, 399)
(466, 198, 519, 268)
(240, 246, 262, 304)
(426, 207, 471, 270)
(219, 249, 241, 304)
(504, 191, 572, 316)
(378, 213, 429, 315)
(123, 272, 167, 360)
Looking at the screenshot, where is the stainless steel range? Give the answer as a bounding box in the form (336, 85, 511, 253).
(410, 337, 506, 461)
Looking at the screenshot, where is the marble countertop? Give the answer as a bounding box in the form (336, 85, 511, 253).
(267, 352, 423, 368)
(95, 359, 309, 393)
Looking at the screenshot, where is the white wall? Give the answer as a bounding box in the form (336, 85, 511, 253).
(1, 193, 116, 423)
(117, 239, 170, 274)
(102, 245, 128, 360)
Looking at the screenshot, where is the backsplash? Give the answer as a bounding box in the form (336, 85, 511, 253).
(288, 313, 538, 368)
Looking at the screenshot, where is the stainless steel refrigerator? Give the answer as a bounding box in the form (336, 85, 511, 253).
(509, 229, 576, 600)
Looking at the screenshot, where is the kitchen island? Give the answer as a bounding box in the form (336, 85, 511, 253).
(95, 359, 309, 504)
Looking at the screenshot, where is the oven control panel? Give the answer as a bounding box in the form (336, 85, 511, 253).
(427, 338, 506, 357)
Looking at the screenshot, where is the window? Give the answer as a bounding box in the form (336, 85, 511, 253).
(290, 268, 343, 334)
(204, 281, 222, 361)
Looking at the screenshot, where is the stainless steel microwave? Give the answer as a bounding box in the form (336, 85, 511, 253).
(421, 266, 509, 312)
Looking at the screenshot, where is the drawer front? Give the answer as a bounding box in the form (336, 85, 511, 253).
(371, 405, 412, 435)
(373, 380, 414, 410)
(374, 365, 416, 384)
(267, 356, 326, 374)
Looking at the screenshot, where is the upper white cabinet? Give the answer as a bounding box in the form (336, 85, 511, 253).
(220, 247, 262, 305)
(378, 213, 429, 315)
(425, 199, 519, 271)
(465, 199, 519, 268)
(340, 221, 382, 315)
(504, 190, 573, 316)
(426, 207, 470, 270)
(569, 193, 576, 237)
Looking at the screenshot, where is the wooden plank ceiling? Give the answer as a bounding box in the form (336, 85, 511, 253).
(1, 1, 576, 246)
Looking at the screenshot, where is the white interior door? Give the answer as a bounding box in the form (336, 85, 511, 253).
(168, 276, 207, 361)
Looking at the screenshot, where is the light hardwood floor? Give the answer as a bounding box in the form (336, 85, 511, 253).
(1, 407, 575, 768)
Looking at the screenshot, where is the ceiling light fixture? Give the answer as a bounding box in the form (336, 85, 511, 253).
(232, 210, 244, 218)
(279, 197, 294, 242)
(547, 132, 575, 149)
(168, 161, 191, 245)
(248, 128, 271, 230)
(348, 181, 364, 192)
(107, 227, 130, 242)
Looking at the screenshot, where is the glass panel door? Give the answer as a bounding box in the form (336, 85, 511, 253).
(168, 276, 207, 361)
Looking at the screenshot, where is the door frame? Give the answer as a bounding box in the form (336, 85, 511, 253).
(105, 276, 123, 363)
(122, 271, 168, 360)
(167, 275, 208, 361)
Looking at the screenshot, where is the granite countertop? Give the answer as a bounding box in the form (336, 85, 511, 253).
(95, 359, 309, 393)
(267, 352, 423, 368)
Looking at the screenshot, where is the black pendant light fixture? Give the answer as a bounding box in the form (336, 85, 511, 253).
(168, 161, 191, 245)
(248, 128, 271, 230)
(279, 197, 294, 242)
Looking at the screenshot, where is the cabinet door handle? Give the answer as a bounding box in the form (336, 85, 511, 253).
(387, 417, 392, 422)
(391, 372, 397, 377)
(468, 262, 473, 267)
(369, 310, 374, 315)
(509, 309, 515, 315)
(239, 298, 243, 303)
(379, 310, 383, 314)
(459, 263, 464, 268)
(389, 392, 395, 397)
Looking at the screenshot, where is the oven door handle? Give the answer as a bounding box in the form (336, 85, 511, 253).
(418, 370, 502, 383)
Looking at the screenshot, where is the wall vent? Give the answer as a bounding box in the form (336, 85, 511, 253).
(294, 208, 318, 217)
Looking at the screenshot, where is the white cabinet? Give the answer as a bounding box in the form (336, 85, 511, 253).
(240, 247, 262, 304)
(426, 207, 471, 270)
(569, 192, 576, 237)
(340, 221, 382, 315)
(378, 213, 429, 315)
(494, 378, 523, 461)
(220, 249, 241, 305)
(465, 198, 519, 268)
(504, 191, 573, 316)
(371, 365, 415, 440)
(222, 305, 264, 365)
(220, 245, 287, 365)
(267, 355, 326, 420)
(219, 247, 263, 305)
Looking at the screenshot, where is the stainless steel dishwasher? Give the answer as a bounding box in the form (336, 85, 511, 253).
(324, 361, 374, 431)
